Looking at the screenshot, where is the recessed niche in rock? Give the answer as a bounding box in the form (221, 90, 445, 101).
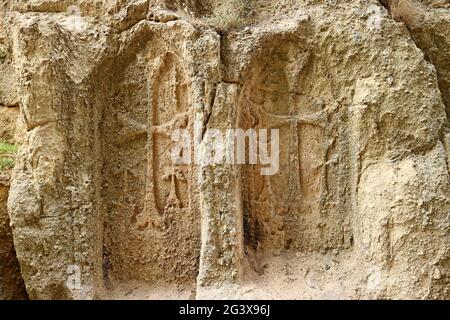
(101, 35, 203, 297)
(1, 0, 450, 300)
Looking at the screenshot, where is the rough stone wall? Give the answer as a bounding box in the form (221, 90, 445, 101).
(0, 0, 449, 299)
(5, 8, 111, 299)
(0, 179, 28, 299)
(395, 0, 450, 113)
(0, 5, 27, 299)
(101, 19, 220, 289)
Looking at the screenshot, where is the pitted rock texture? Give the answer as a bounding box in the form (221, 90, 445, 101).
(0, 0, 449, 300)
(1, 176, 27, 299)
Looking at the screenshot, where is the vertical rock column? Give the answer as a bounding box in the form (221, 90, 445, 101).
(7, 13, 110, 299)
(196, 83, 244, 299)
(0, 178, 27, 299)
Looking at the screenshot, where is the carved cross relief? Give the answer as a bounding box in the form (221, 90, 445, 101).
(113, 52, 191, 231)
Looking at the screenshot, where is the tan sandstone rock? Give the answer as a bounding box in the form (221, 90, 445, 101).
(0, 0, 449, 300)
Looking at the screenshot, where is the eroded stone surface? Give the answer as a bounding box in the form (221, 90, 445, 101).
(0, 0, 449, 299)
(0, 179, 28, 300)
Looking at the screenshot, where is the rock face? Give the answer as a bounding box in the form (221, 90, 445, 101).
(0, 7, 27, 298)
(0, 0, 449, 299)
(397, 0, 450, 113)
(0, 176, 27, 299)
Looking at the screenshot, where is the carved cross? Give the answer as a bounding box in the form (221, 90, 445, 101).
(162, 166, 186, 210)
